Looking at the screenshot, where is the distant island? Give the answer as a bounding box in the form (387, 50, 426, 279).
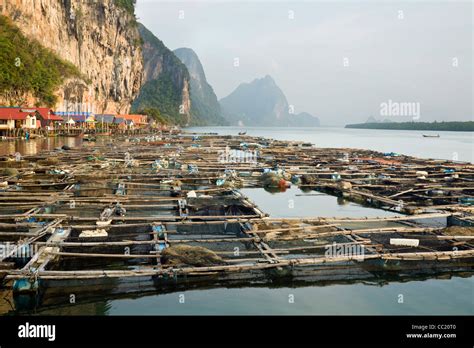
(219, 75, 320, 127)
(345, 121, 474, 132)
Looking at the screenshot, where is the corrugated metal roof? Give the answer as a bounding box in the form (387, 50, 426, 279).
(95, 114, 115, 123)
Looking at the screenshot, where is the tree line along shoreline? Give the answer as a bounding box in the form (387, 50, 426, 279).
(345, 121, 474, 132)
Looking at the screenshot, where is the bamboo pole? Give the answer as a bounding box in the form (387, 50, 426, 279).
(5, 249, 473, 280)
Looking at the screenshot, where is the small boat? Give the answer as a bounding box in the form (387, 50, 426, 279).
(238, 131, 247, 136)
(422, 134, 440, 138)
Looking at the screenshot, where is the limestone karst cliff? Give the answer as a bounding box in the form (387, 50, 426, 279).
(131, 23, 192, 125)
(0, 0, 143, 114)
(174, 47, 228, 126)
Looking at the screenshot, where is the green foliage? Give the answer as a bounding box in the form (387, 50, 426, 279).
(189, 100, 228, 126)
(133, 36, 143, 48)
(75, 7, 84, 22)
(187, 73, 229, 126)
(345, 121, 474, 132)
(0, 15, 81, 107)
(114, 0, 136, 16)
(136, 107, 168, 125)
(131, 72, 188, 126)
(132, 24, 191, 126)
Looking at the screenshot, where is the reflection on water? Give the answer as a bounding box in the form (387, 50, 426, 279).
(1, 274, 472, 315)
(0, 137, 83, 156)
(104, 276, 474, 315)
(241, 186, 401, 219)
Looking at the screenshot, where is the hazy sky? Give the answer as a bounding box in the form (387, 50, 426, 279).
(136, 0, 472, 125)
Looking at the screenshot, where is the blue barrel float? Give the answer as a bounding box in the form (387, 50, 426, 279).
(459, 197, 474, 206)
(12, 270, 43, 310)
(152, 224, 166, 240)
(13, 277, 41, 293)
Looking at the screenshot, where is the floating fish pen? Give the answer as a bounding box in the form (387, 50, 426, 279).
(0, 132, 473, 311)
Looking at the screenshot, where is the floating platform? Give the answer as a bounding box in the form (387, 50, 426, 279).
(0, 132, 472, 312)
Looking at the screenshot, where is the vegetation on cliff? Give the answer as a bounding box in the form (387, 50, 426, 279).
(136, 107, 169, 125)
(0, 15, 81, 107)
(132, 73, 189, 125)
(131, 23, 191, 126)
(114, 0, 136, 16)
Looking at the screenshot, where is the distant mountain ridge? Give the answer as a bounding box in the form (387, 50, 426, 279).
(173, 48, 228, 126)
(219, 75, 320, 127)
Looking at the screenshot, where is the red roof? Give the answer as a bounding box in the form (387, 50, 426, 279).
(117, 114, 148, 125)
(0, 107, 63, 121)
(35, 108, 63, 121)
(0, 108, 36, 120)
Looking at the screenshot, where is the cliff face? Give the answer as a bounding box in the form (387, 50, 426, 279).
(131, 24, 191, 125)
(1, 0, 143, 113)
(174, 47, 228, 126)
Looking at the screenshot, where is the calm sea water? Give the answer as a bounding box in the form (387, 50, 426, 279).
(2, 127, 472, 162)
(0, 136, 83, 156)
(1, 127, 472, 315)
(187, 126, 474, 163)
(16, 276, 473, 315)
(240, 186, 401, 219)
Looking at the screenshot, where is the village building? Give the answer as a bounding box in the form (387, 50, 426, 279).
(117, 114, 148, 129)
(35, 108, 64, 128)
(113, 117, 128, 132)
(95, 114, 115, 132)
(0, 108, 150, 136)
(54, 112, 95, 129)
(0, 107, 70, 136)
(95, 114, 115, 125)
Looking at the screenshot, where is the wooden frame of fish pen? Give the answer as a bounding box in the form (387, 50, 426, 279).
(0, 132, 473, 310)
